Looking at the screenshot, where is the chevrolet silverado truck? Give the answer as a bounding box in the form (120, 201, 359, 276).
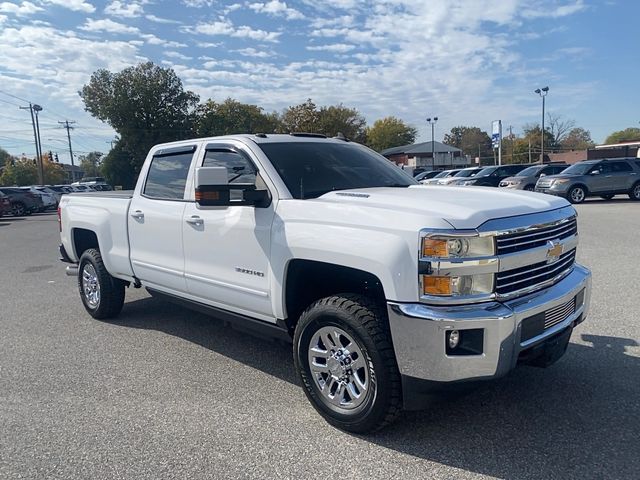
(59, 134, 592, 433)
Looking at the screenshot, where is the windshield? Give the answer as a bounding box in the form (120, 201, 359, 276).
(476, 167, 497, 177)
(454, 169, 479, 178)
(432, 170, 450, 178)
(259, 142, 416, 199)
(561, 162, 596, 175)
(516, 166, 544, 177)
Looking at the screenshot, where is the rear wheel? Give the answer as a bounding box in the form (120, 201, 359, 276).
(600, 194, 614, 200)
(629, 183, 640, 201)
(11, 202, 26, 216)
(294, 294, 402, 433)
(568, 185, 586, 204)
(78, 248, 125, 319)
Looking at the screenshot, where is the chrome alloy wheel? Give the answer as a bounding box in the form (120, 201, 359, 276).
(81, 264, 100, 309)
(308, 326, 370, 410)
(570, 187, 585, 203)
(633, 184, 640, 200)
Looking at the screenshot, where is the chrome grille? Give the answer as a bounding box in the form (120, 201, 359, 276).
(545, 297, 576, 329)
(496, 217, 577, 255)
(496, 249, 576, 295)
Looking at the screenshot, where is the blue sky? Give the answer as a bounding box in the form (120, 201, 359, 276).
(0, 0, 637, 165)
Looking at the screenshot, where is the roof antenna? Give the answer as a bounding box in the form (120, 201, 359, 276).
(334, 132, 349, 141)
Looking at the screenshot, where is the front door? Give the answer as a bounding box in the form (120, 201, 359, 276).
(587, 163, 612, 193)
(128, 146, 196, 293)
(182, 144, 275, 321)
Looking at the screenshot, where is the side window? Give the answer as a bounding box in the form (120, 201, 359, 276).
(552, 166, 566, 174)
(143, 151, 194, 200)
(610, 161, 632, 173)
(202, 149, 257, 185)
(590, 163, 609, 174)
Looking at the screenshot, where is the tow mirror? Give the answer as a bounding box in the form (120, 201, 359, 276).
(195, 166, 270, 207)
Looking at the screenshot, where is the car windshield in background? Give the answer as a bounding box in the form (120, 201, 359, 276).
(476, 167, 497, 177)
(454, 169, 479, 178)
(433, 171, 450, 178)
(562, 162, 595, 175)
(517, 166, 543, 177)
(258, 142, 416, 199)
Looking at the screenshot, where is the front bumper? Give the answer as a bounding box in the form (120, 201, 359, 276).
(388, 264, 591, 407)
(535, 183, 570, 196)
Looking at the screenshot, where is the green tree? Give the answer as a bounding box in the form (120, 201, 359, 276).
(0, 147, 12, 170)
(80, 62, 199, 186)
(365, 116, 417, 152)
(43, 158, 66, 184)
(99, 140, 137, 189)
(443, 126, 492, 159)
(316, 104, 367, 142)
(280, 99, 320, 133)
(560, 127, 595, 151)
(78, 151, 104, 177)
(195, 98, 281, 136)
(0, 157, 37, 186)
(604, 127, 640, 144)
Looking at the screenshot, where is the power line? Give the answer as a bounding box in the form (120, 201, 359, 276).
(0, 89, 31, 104)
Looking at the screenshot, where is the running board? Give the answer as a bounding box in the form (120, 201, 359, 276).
(146, 288, 292, 343)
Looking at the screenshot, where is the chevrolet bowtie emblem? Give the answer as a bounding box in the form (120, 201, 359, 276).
(546, 240, 564, 264)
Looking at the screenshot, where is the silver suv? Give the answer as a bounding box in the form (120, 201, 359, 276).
(499, 163, 568, 191)
(535, 158, 640, 204)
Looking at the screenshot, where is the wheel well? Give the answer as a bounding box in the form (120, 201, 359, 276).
(570, 183, 588, 193)
(72, 228, 99, 259)
(284, 259, 386, 330)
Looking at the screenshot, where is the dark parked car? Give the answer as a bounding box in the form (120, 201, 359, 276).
(0, 187, 43, 216)
(499, 163, 568, 191)
(0, 191, 12, 217)
(414, 170, 439, 182)
(536, 158, 640, 203)
(458, 164, 530, 187)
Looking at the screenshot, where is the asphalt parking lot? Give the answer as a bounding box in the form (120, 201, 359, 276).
(1, 199, 639, 480)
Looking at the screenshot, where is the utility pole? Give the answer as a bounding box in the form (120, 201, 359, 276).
(59, 120, 77, 182)
(528, 139, 532, 163)
(534, 86, 549, 162)
(20, 103, 44, 185)
(427, 117, 438, 170)
(509, 125, 514, 163)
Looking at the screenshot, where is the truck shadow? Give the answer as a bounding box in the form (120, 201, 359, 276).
(116, 295, 639, 479)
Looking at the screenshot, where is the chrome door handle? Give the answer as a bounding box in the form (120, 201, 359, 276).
(130, 210, 144, 220)
(186, 215, 203, 226)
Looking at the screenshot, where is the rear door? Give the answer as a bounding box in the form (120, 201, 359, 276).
(182, 142, 276, 320)
(608, 160, 635, 192)
(128, 145, 198, 294)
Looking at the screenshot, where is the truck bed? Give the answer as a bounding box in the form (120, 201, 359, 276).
(68, 191, 134, 199)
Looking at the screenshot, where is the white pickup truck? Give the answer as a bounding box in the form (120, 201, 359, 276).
(59, 134, 592, 432)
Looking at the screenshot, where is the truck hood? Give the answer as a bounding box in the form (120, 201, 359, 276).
(316, 185, 570, 229)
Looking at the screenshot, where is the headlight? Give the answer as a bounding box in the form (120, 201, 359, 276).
(552, 179, 570, 185)
(422, 235, 494, 258)
(422, 274, 494, 296)
(460, 180, 476, 186)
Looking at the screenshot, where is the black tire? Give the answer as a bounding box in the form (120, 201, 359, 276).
(11, 202, 26, 216)
(567, 185, 586, 204)
(629, 182, 640, 201)
(78, 248, 125, 319)
(293, 294, 402, 433)
(600, 194, 614, 200)
(524, 184, 535, 191)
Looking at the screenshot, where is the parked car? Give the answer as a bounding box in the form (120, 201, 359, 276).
(20, 186, 57, 210)
(421, 168, 462, 185)
(414, 170, 439, 182)
(59, 133, 591, 433)
(436, 167, 484, 185)
(0, 191, 11, 217)
(458, 164, 530, 187)
(535, 158, 640, 203)
(46, 185, 71, 201)
(0, 187, 43, 216)
(499, 163, 569, 191)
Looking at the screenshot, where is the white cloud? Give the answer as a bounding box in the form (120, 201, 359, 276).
(182, 0, 214, 6)
(104, 1, 144, 17)
(145, 14, 181, 24)
(0, 1, 43, 16)
(80, 18, 139, 34)
(249, 0, 304, 20)
(140, 33, 187, 48)
(307, 43, 355, 53)
(41, 0, 96, 13)
(235, 47, 274, 58)
(523, 0, 586, 18)
(194, 19, 281, 42)
(197, 41, 221, 48)
(164, 50, 192, 61)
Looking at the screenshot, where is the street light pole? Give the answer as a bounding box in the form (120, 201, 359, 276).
(33, 104, 44, 185)
(427, 117, 438, 170)
(534, 86, 549, 163)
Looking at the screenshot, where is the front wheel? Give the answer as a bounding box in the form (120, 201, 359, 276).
(78, 248, 125, 319)
(524, 184, 535, 191)
(568, 185, 586, 204)
(11, 202, 26, 216)
(629, 183, 640, 201)
(293, 294, 402, 433)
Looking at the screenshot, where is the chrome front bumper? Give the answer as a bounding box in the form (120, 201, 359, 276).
(388, 264, 591, 385)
